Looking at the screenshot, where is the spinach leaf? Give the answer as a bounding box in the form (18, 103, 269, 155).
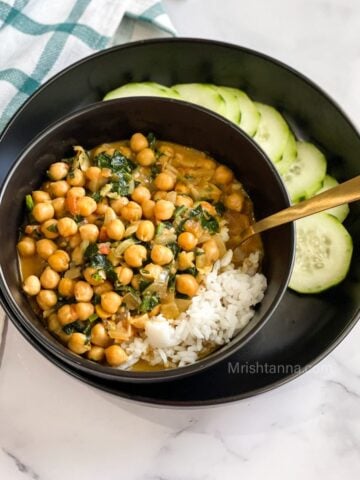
(214, 201, 225, 216)
(25, 194, 34, 211)
(168, 242, 180, 258)
(150, 163, 161, 179)
(91, 191, 102, 202)
(139, 293, 160, 313)
(94, 151, 136, 174)
(189, 205, 219, 234)
(110, 172, 134, 196)
(84, 243, 98, 259)
(139, 279, 152, 292)
(183, 267, 198, 277)
(147, 132, 157, 150)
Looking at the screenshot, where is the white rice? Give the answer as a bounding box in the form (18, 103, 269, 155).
(119, 250, 267, 369)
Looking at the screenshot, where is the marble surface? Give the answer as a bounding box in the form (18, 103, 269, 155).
(1, 0, 360, 478)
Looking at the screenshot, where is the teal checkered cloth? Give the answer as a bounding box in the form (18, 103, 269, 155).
(0, 0, 176, 342)
(0, 0, 176, 133)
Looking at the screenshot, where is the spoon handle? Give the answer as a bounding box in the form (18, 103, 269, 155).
(240, 175, 360, 242)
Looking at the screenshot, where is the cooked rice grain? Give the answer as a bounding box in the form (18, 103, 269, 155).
(119, 251, 267, 369)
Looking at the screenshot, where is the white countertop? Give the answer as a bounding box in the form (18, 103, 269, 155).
(1, 0, 360, 478)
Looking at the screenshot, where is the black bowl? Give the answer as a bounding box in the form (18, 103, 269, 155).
(0, 97, 293, 382)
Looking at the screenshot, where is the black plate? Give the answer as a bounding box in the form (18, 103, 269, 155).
(1, 38, 360, 406)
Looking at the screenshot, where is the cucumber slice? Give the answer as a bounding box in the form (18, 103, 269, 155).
(275, 131, 297, 175)
(253, 103, 290, 163)
(282, 141, 327, 203)
(289, 213, 353, 294)
(216, 86, 241, 123)
(217, 87, 260, 135)
(104, 82, 181, 100)
(315, 175, 350, 223)
(172, 83, 227, 117)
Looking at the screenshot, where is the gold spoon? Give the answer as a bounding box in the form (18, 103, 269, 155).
(239, 175, 360, 243)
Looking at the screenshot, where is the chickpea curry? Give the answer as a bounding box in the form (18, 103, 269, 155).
(17, 132, 262, 368)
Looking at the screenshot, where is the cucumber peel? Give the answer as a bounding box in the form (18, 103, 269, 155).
(253, 103, 290, 163)
(289, 213, 353, 294)
(315, 175, 350, 223)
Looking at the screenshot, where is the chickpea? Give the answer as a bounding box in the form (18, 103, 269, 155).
(119, 145, 132, 158)
(136, 220, 155, 242)
(79, 224, 99, 243)
(69, 232, 82, 248)
(95, 198, 109, 215)
(224, 192, 244, 212)
(32, 202, 54, 223)
(57, 304, 78, 326)
(72, 247, 84, 267)
(52, 197, 66, 217)
(50, 180, 70, 198)
(68, 332, 89, 355)
(67, 186, 86, 198)
(176, 274, 199, 297)
(136, 148, 156, 166)
(131, 275, 141, 290)
(36, 238, 57, 260)
(100, 291, 122, 314)
(184, 219, 203, 238)
(58, 277, 75, 297)
(93, 280, 113, 295)
(91, 323, 111, 347)
(40, 266, 60, 289)
(75, 302, 95, 321)
(178, 251, 195, 270)
(48, 162, 69, 181)
(202, 238, 220, 263)
(74, 281, 93, 302)
(212, 165, 234, 185)
(142, 263, 162, 280)
(200, 201, 217, 216)
(67, 168, 85, 186)
(32, 190, 51, 203)
(106, 219, 125, 241)
(36, 289, 57, 310)
(87, 346, 105, 362)
(105, 345, 128, 366)
(114, 266, 133, 285)
(47, 314, 60, 333)
(57, 217, 78, 237)
(200, 158, 217, 170)
(154, 199, 175, 221)
(154, 172, 176, 191)
(48, 250, 70, 272)
(178, 231, 197, 251)
(85, 166, 102, 181)
(70, 244, 83, 265)
(83, 267, 106, 286)
(17, 236, 36, 257)
(110, 197, 129, 215)
(142, 199, 155, 219)
(23, 275, 41, 296)
(151, 245, 174, 266)
(124, 244, 147, 268)
(130, 132, 148, 152)
(131, 185, 151, 204)
(175, 182, 190, 194)
(158, 145, 174, 157)
(95, 304, 112, 319)
(153, 191, 168, 201)
(175, 195, 193, 208)
(76, 196, 97, 217)
(40, 219, 59, 239)
(121, 201, 142, 222)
